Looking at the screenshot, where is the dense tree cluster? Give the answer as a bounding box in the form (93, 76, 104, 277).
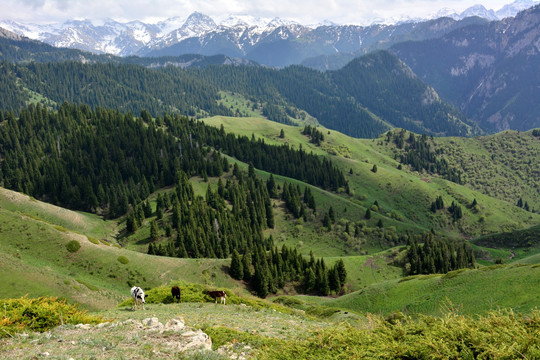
(430, 195, 445, 213)
(0, 61, 232, 117)
(280, 182, 316, 220)
(145, 169, 273, 259)
(407, 234, 475, 275)
(302, 125, 324, 145)
(262, 103, 294, 125)
(162, 119, 348, 192)
(517, 197, 531, 212)
(448, 201, 463, 222)
(389, 129, 463, 184)
(230, 244, 347, 297)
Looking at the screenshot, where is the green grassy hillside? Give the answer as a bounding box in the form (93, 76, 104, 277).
(321, 263, 540, 317)
(0, 187, 243, 310)
(202, 116, 540, 241)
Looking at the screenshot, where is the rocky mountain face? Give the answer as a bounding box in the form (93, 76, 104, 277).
(391, 4, 540, 132)
(1, 1, 537, 67)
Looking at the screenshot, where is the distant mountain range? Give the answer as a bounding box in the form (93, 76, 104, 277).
(1, 1, 539, 135)
(391, 4, 540, 133)
(1, 1, 538, 67)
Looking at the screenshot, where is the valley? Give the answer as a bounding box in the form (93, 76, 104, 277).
(1, 2, 540, 358)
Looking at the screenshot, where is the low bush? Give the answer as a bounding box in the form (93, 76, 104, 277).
(256, 309, 540, 359)
(65, 240, 81, 253)
(117, 256, 129, 264)
(305, 305, 340, 318)
(75, 279, 99, 291)
(87, 236, 100, 245)
(0, 297, 103, 337)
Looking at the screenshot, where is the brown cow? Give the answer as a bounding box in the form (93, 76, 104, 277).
(206, 290, 226, 304)
(171, 286, 181, 303)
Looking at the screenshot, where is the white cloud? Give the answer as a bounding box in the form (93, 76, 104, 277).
(0, 0, 530, 25)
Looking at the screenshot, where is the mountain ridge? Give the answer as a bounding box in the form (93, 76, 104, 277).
(391, 4, 540, 132)
(1, 1, 538, 65)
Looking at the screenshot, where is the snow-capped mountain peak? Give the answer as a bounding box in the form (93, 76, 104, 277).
(496, 0, 540, 18)
(220, 15, 271, 28)
(183, 12, 216, 30)
(461, 4, 498, 21)
(1, 0, 539, 59)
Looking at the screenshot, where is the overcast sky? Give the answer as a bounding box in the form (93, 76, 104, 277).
(0, 0, 526, 25)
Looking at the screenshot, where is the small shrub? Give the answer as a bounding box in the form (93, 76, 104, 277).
(65, 240, 81, 253)
(87, 236, 100, 245)
(54, 225, 68, 232)
(117, 256, 129, 264)
(305, 305, 340, 318)
(75, 279, 99, 291)
(443, 268, 468, 279)
(272, 296, 304, 308)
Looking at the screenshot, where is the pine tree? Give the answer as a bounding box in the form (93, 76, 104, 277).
(303, 268, 316, 293)
(328, 206, 335, 223)
(365, 208, 371, 219)
(150, 219, 159, 241)
(267, 174, 277, 198)
(144, 200, 153, 218)
(253, 265, 269, 298)
(329, 267, 341, 293)
(336, 259, 347, 286)
(230, 249, 244, 280)
(242, 252, 252, 281)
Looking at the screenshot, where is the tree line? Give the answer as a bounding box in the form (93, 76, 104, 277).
(407, 234, 475, 275)
(230, 245, 347, 297)
(0, 103, 345, 218)
(389, 129, 464, 184)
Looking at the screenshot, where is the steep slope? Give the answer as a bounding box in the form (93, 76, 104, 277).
(192, 51, 476, 137)
(330, 51, 477, 136)
(0, 43, 472, 138)
(0, 28, 257, 68)
(392, 4, 540, 132)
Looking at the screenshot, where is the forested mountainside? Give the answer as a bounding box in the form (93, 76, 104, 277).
(392, 4, 540, 132)
(190, 51, 477, 137)
(0, 61, 232, 117)
(0, 49, 474, 138)
(0, 103, 345, 216)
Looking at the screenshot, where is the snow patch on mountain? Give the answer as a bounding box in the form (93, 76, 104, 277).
(1, 1, 539, 57)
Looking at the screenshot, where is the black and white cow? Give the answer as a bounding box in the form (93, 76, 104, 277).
(131, 286, 147, 310)
(171, 286, 181, 303)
